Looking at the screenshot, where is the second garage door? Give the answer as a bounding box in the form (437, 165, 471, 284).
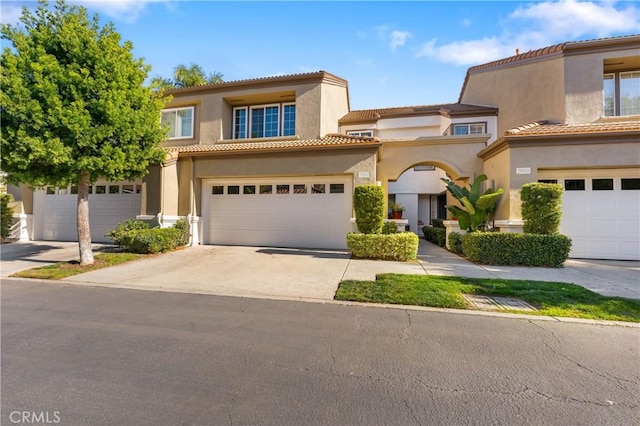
(538, 169, 639, 260)
(203, 177, 352, 249)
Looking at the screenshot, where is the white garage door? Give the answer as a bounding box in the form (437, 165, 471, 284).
(538, 170, 640, 260)
(34, 182, 142, 243)
(203, 177, 352, 249)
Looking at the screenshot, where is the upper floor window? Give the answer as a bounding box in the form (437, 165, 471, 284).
(603, 71, 640, 117)
(453, 123, 486, 135)
(233, 103, 295, 139)
(162, 107, 194, 139)
(347, 130, 374, 137)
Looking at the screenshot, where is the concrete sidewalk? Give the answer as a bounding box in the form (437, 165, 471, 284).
(2, 239, 639, 300)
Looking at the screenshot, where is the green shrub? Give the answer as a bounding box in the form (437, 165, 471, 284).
(106, 219, 150, 246)
(107, 219, 190, 254)
(462, 232, 572, 267)
(448, 231, 464, 254)
(353, 185, 384, 234)
(520, 182, 563, 234)
(0, 194, 14, 239)
(347, 232, 419, 261)
(422, 226, 446, 247)
(431, 218, 444, 228)
(173, 219, 191, 247)
(381, 221, 398, 234)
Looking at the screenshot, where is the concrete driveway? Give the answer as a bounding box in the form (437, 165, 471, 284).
(2, 240, 639, 301)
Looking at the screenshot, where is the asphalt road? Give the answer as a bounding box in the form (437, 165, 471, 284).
(2, 279, 639, 426)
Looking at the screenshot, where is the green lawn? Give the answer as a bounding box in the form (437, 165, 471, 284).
(11, 252, 145, 280)
(335, 274, 640, 323)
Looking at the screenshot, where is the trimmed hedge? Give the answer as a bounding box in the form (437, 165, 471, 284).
(354, 185, 385, 234)
(106, 219, 190, 254)
(448, 231, 464, 254)
(461, 232, 572, 267)
(347, 232, 419, 261)
(1, 194, 14, 239)
(431, 218, 444, 228)
(422, 225, 446, 247)
(381, 221, 398, 234)
(521, 182, 563, 234)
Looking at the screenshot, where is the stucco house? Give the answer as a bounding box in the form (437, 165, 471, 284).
(8, 34, 639, 260)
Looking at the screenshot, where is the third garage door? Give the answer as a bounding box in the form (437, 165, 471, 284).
(204, 177, 352, 249)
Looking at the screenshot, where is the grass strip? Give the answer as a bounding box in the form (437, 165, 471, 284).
(11, 252, 145, 280)
(336, 273, 640, 323)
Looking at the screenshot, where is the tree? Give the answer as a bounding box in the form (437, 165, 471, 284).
(151, 63, 223, 91)
(0, 0, 167, 264)
(441, 174, 503, 232)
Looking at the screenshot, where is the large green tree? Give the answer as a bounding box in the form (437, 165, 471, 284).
(151, 63, 223, 91)
(0, 0, 167, 264)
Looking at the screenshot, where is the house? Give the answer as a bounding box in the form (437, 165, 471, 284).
(464, 35, 640, 260)
(8, 35, 639, 260)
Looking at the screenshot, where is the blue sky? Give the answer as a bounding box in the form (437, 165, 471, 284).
(2, 1, 638, 110)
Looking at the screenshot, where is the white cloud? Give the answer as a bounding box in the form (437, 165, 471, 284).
(375, 24, 412, 51)
(416, 0, 640, 66)
(389, 30, 411, 51)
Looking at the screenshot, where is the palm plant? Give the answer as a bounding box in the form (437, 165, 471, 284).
(441, 174, 503, 232)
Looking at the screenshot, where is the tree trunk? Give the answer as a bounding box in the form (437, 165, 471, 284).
(77, 172, 94, 265)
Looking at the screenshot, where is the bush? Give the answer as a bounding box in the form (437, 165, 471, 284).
(347, 232, 419, 261)
(105, 219, 150, 246)
(448, 231, 464, 254)
(422, 226, 446, 247)
(381, 221, 398, 234)
(431, 218, 444, 228)
(353, 185, 384, 234)
(107, 219, 190, 254)
(462, 232, 572, 267)
(520, 183, 563, 234)
(1, 194, 14, 240)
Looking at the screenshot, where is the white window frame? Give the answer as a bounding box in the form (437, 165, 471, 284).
(162, 106, 194, 140)
(347, 130, 374, 137)
(281, 102, 296, 137)
(233, 107, 248, 139)
(603, 70, 640, 117)
(233, 102, 297, 139)
(452, 122, 486, 135)
(250, 103, 280, 139)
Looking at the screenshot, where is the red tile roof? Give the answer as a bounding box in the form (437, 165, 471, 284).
(339, 103, 497, 123)
(168, 134, 381, 155)
(504, 120, 640, 136)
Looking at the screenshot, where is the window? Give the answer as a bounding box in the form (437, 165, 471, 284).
(243, 185, 256, 194)
(538, 179, 558, 184)
(603, 71, 640, 116)
(276, 184, 289, 194)
(95, 185, 106, 194)
(212, 186, 224, 195)
(564, 179, 585, 191)
(414, 165, 435, 171)
(162, 107, 194, 139)
(282, 104, 296, 136)
(311, 184, 325, 194)
(233, 103, 296, 139)
(621, 178, 640, 190)
(109, 185, 120, 194)
(227, 185, 240, 195)
(293, 184, 306, 194)
(347, 131, 374, 137)
(260, 185, 273, 194)
(329, 184, 344, 194)
(592, 179, 613, 191)
(453, 123, 486, 135)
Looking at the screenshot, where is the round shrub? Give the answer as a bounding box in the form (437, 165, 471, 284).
(520, 183, 563, 234)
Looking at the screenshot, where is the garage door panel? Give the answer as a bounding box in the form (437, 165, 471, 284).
(549, 173, 639, 260)
(206, 178, 351, 249)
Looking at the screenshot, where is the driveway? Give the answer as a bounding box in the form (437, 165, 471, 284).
(2, 240, 639, 301)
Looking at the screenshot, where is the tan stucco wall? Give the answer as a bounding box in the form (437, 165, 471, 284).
(162, 79, 345, 146)
(142, 165, 162, 216)
(564, 47, 640, 124)
(6, 184, 33, 214)
(183, 149, 377, 216)
(177, 159, 192, 216)
(481, 148, 513, 219)
(461, 56, 566, 135)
